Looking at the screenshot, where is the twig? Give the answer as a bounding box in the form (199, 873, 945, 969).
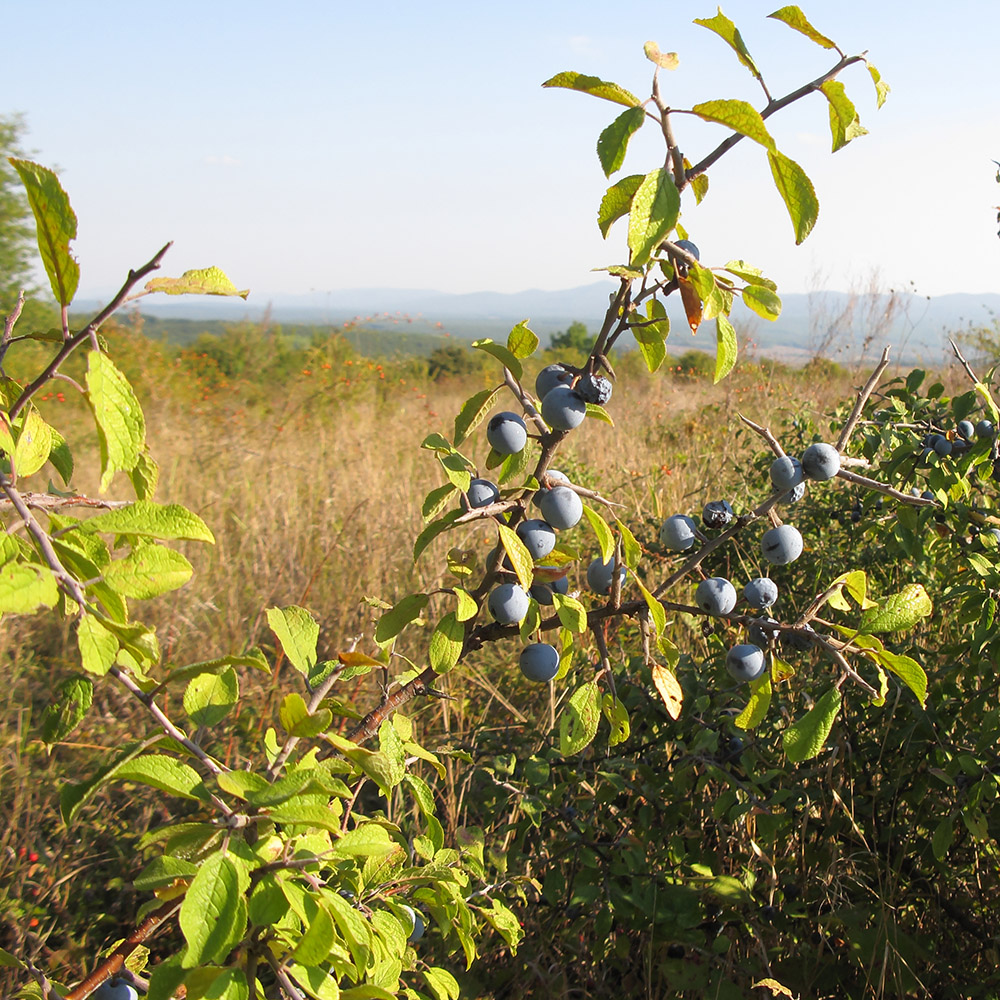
(0, 289, 25, 371)
(837, 347, 891, 451)
(836, 468, 937, 506)
(109, 666, 230, 779)
(950, 338, 984, 387)
(739, 413, 786, 457)
(26, 961, 66, 1000)
(0, 492, 132, 513)
(64, 900, 181, 1000)
(9, 242, 172, 421)
(685, 53, 866, 181)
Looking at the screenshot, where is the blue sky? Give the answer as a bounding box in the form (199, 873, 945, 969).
(5, 1, 999, 302)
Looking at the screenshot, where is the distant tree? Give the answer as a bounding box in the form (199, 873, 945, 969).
(427, 343, 485, 380)
(549, 320, 594, 354)
(0, 114, 40, 313)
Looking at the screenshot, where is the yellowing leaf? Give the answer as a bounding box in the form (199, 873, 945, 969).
(643, 41, 679, 70)
(651, 663, 683, 719)
(146, 266, 249, 299)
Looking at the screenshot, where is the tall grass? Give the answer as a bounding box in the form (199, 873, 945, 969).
(0, 318, 874, 989)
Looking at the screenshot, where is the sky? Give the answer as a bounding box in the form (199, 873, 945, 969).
(3, 1, 999, 305)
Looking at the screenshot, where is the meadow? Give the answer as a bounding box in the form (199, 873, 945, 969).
(3, 314, 997, 999)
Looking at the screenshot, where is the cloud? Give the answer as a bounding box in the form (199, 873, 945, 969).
(205, 154, 241, 166)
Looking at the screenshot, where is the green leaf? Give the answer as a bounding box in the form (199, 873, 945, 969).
(179, 852, 247, 966)
(559, 681, 601, 756)
(83, 501, 214, 542)
(453, 386, 502, 447)
(429, 612, 464, 673)
(216, 770, 269, 800)
(767, 6, 837, 48)
(0, 947, 22, 969)
(77, 615, 120, 675)
(332, 823, 397, 858)
(783, 686, 841, 763)
(288, 966, 340, 1000)
(421, 966, 461, 1000)
(104, 542, 193, 599)
(541, 71, 641, 108)
(585, 403, 614, 425)
(932, 814, 955, 861)
(134, 855, 199, 891)
(519, 596, 541, 642)
(10, 158, 79, 306)
(858, 583, 932, 633)
(146, 265, 249, 299)
(498, 439, 534, 485)
(86, 350, 146, 491)
(115, 754, 209, 801)
(597, 106, 646, 177)
(375, 593, 429, 644)
(742, 284, 783, 321)
(414, 509, 462, 562)
(13, 407, 52, 478)
(129, 449, 159, 501)
(581, 504, 615, 563)
(627, 168, 681, 268)
(820, 80, 867, 151)
(40, 675, 93, 744)
(0, 562, 58, 614)
(552, 593, 588, 633)
(279, 692, 332, 737)
(616, 518, 642, 569)
(598, 174, 644, 238)
(422, 483, 458, 521)
(439, 451, 473, 492)
(871, 648, 928, 706)
(722, 259, 777, 290)
(471, 339, 523, 379)
(506, 320, 538, 359)
(735, 670, 772, 730)
(714, 315, 738, 383)
(693, 9, 761, 79)
(326, 890, 374, 974)
(267, 605, 319, 674)
(453, 588, 479, 622)
(634, 297, 669, 373)
(292, 899, 335, 965)
(691, 100, 774, 149)
(634, 576, 666, 636)
(602, 693, 630, 746)
(866, 61, 890, 108)
(183, 967, 248, 1000)
(766, 150, 819, 244)
(497, 523, 534, 590)
(183, 667, 239, 727)
(48, 428, 74, 485)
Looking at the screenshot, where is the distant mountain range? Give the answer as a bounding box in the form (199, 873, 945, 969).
(76, 283, 1000, 364)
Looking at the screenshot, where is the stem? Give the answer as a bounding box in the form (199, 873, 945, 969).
(837, 346, 891, 451)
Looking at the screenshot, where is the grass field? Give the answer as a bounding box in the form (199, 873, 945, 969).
(0, 315, 966, 996)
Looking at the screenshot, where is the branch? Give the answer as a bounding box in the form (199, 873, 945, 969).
(0, 492, 133, 514)
(64, 899, 181, 1000)
(837, 346, 891, 451)
(9, 242, 172, 421)
(685, 54, 866, 181)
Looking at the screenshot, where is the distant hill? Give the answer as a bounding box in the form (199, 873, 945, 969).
(72, 284, 1000, 364)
